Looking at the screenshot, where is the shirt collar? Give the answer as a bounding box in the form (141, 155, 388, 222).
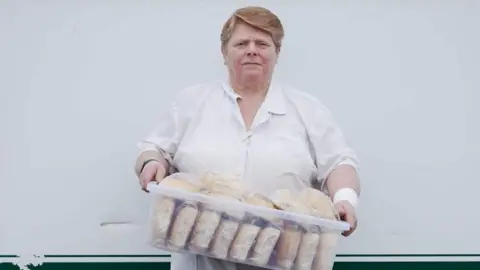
(220, 81, 286, 115)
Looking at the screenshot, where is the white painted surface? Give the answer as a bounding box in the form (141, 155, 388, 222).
(1, 0, 479, 257)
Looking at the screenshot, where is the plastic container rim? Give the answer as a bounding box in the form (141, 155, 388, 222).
(146, 182, 350, 232)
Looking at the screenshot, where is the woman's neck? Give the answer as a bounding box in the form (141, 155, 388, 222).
(230, 79, 270, 98)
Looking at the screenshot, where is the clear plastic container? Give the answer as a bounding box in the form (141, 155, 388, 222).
(146, 172, 350, 270)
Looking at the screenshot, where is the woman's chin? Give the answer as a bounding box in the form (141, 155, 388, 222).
(239, 72, 266, 83)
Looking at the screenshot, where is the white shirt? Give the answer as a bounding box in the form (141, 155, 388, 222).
(137, 80, 360, 270)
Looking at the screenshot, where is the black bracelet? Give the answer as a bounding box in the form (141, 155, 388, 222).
(140, 159, 159, 174)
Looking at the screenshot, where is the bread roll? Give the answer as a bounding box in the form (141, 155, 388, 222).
(234, 193, 281, 266)
(313, 232, 339, 270)
(167, 203, 199, 250)
(270, 189, 311, 269)
(206, 192, 244, 259)
(243, 193, 276, 208)
(299, 188, 338, 220)
(150, 176, 201, 247)
(200, 171, 246, 197)
(275, 224, 303, 269)
(209, 218, 241, 259)
(298, 188, 339, 270)
(160, 176, 201, 192)
(229, 223, 261, 261)
(294, 228, 321, 270)
(150, 196, 176, 246)
(249, 226, 282, 266)
(270, 189, 311, 215)
(229, 193, 273, 262)
(204, 192, 245, 220)
(243, 193, 278, 221)
(188, 190, 224, 252)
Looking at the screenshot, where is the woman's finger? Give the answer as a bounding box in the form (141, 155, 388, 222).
(335, 203, 346, 217)
(140, 175, 150, 192)
(140, 167, 156, 191)
(155, 165, 166, 182)
(334, 202, 357, 236)
(345, 210, 356, 227)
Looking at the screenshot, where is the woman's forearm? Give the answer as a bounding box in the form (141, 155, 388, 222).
(134, 150, 170, 176)
(326, 164, 361, 198)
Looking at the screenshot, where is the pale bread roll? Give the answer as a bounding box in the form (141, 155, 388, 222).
(275, 226, 302, 269)
(188, 208, 222, 252)
(243, 193, 276, 208)
(294, 230, 321, 270)
(270, 189, 311, 215)
(150, 196, 176, 246)
(209, 219, 241, 259)
(249, 226, 282, 266)
(241, 193, 282, 266)
(167, 203, 199, 250)
(200, 171, 246, 197)
(200, 172, 246, 218)
(150, 175, 201, 247)
(206, 192, 244, 259)
(204, 192, 245, 219)
(313, 232, 339, 270)
(160, 177, 201, 192)
(154, 175, 201, 250)
(270, 189, 310, 269)
(299, 188, 338, 220)
(296, 188, 338, 270)
(198, 170, 249, 213)
(243, 193, 278, 221)
(229, 223, 261, 261)
(229, 193, 278, 263)
(188, 190, 234, 252)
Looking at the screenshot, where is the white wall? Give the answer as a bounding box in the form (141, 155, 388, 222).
(1, 0, 479, 257)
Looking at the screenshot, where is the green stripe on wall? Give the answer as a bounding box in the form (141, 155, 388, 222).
(1, 262, 480, 270)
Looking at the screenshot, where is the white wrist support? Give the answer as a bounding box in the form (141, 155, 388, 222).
(333, 188, 359, 211)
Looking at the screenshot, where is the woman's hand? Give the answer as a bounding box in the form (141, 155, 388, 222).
(334, 200, 358, 237)
(139, 161, 167, 192)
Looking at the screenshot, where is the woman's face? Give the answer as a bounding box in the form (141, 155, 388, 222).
(223, 22, 279, 86)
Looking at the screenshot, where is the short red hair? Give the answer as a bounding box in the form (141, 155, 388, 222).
(220, 6, 284, 52)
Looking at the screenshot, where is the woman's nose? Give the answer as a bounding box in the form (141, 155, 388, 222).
(246, 43, 258, 56)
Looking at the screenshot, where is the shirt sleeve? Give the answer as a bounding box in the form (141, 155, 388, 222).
(136, 97, 181, 166)
(307, 105, 360, 190)
(134, 83, 211, 176)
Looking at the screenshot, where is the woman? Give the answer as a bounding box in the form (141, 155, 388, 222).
(135, 6, 361, 270)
